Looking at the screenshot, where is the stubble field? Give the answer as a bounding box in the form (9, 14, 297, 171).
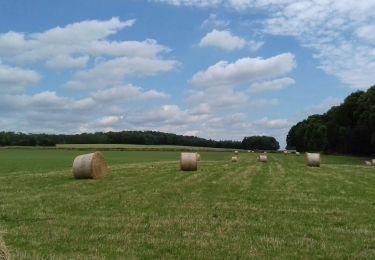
(0, 148, 374, 259)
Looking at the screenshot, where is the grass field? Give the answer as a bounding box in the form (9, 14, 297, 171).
(0, 149, 374, 259)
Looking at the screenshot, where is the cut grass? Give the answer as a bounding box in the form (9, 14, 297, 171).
(0, 149, 374, 259)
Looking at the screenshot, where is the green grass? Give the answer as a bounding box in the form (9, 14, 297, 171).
(0, 149, 374, 259)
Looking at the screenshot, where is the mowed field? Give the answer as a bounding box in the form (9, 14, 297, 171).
(0, 148, 374, 259)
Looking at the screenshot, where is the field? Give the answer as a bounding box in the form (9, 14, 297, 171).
(0, 148, 374, 259)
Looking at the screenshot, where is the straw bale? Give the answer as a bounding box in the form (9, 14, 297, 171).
(180, 152, 198, 171)
(306, 153, 320, 167)
(73, 152, 108, 179)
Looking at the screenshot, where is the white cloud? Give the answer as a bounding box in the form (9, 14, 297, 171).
(33, 18, 135, 44)
(96, 116, 124, 127)
(64, 57, 177, 90)
(199, 29, 246, 51)
(45, 55, 90, 70)
(0, 17, 179, 135)
(255, 117, 291, 129)
(154, 0, 375, 88)
(198, 29, 263, 52)
(0, 18, 171, 69)
(355, 25, 375, 44)
(191, 53, 296, 87)
(186, 88, 249, 112)
(127, 105, 209, 126)
(91, 84, 169, 102)
(249, 77, 295, 93)
(0, 64, 41, 93)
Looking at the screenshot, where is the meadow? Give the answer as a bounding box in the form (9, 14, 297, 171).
(0, 148, 374, 259)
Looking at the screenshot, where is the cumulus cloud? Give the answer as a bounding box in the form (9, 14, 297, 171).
(191, 53, 296, 87)
(154, 0, 375, 88)
(0, 17, 179, 134)
(249, 77, 295, 93)
(96, 115, 124, 127)
(198, 29, 246, 51)
(0, 17, 171, 69)
(0, 64, 41, 93)
(198, 29, 263, 52)
(91, 84, 169, 102)
(64, 57, 177, 90)
(45, 55, 90, 70)
(127, 105, 209, 126)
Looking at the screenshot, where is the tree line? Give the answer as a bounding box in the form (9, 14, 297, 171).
(0, 130, 280, 151)
(287, 85, 375, 155)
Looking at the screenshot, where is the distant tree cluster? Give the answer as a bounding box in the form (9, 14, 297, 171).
(0, 130, 280, 151)
(287, 85, 375, 155)
(0, 131, 243, 149)
(0, 132, 55, 146)
(242, 136, 280, 151)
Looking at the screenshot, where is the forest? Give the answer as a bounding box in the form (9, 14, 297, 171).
(287, 85, 375, 155)
(0, 131, 280, 151)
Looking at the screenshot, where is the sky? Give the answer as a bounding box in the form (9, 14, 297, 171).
(1, 0, 375, 148)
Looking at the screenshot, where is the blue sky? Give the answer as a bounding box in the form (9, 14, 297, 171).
(1, 0, 374, 148)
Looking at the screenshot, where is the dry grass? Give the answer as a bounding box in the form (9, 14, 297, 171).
(0, 236, 9, 260)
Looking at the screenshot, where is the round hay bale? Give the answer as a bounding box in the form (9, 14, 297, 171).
(196, 153, 201, 161)
(72, 152, 108, 179)
(258, 154, 267, 163)
(306, 153, 320, 167)
(365, 161, 372, 166)
(231, 156, 238, 162)
(234, 150, 239, 155)
(180, 152, 197, 171)
(0, 237, 9, 260)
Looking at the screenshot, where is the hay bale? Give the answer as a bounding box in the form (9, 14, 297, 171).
(372, 159, 375, 165)
(0, 237, 9, 260)
(180, 152, 198, 171)
(306, 153, 320, 167)
(365, 161, 372, 166)
(258, 154, 267, 163)
(296, 152, 300, 156)
(234, 150, 239, 155)
(231, 156, 238, 162)
(72, 152, 108, 179)
(196, 153, 201, 161)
